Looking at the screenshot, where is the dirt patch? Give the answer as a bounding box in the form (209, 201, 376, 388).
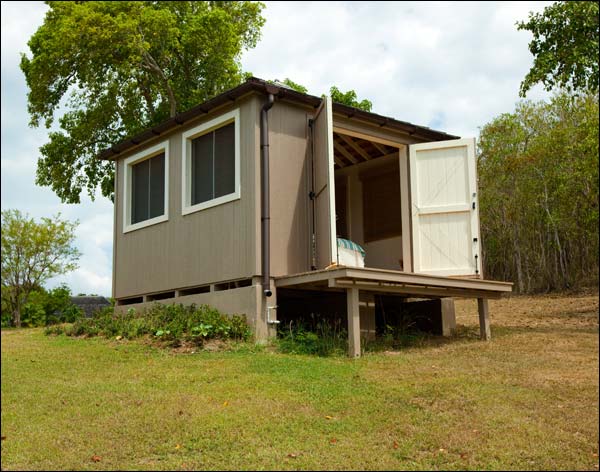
(169, 338, 231, 354)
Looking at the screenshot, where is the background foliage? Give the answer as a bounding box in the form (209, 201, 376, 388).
(21, 1, 266, 202)
(478, 91, 599, 292)
(274, 78, 373, 111)
(518, 1, 599, 96)
(1, 285, 82, 328)
(1, 210, 81, 327)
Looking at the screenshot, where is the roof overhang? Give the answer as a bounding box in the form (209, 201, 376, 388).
(97, 77, 459, 161)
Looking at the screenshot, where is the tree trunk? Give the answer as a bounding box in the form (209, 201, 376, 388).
(141, 51, 177, 117)
(553, 227, 568, 287)
(13, 301, 21, 328)
(513, 230, 524, 293)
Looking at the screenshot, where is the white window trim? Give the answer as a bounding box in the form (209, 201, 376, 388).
(181, 108, 241, 216)
(122, 140, 169, 234)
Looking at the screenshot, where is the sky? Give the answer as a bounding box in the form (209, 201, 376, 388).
(0, 1, 551, 297)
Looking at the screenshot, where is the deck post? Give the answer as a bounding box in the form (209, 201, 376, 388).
(440, 298, 457, 336)
(477, 298, 491, 341)
(347, 287, 361, 358)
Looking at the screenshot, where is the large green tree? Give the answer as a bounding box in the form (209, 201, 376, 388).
(518, 1, 599, 96)
(1, 210, 81, 327)
(478, 91, 598, 292)
(21, 1, 265, 203)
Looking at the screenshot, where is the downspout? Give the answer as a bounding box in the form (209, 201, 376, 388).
(261, 93, 275, 297)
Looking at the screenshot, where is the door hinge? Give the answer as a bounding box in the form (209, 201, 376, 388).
(474, 254, 479, 274)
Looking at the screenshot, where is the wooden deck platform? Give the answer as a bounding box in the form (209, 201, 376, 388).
(275, 266, 513, 357)
(275, 266, 512, 299)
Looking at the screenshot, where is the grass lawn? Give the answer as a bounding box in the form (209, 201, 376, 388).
(1, 292, 598, 471)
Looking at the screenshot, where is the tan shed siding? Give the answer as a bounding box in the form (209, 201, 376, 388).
(114, 96, 259, 299)
(268, 101, 313, 277)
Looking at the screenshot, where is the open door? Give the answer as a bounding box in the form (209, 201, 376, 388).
(409, 138, 481, 276)
(312, 96, 337, 269)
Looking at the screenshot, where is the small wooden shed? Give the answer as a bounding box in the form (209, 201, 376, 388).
(98, 77, 512, 356)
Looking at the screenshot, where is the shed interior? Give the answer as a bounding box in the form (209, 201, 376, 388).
(332, 131, 407, 271)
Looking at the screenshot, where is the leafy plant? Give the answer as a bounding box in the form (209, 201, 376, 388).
(277, 318, 348, 357)
(191, 324, 212, 338)
(46, 303, 252, 348)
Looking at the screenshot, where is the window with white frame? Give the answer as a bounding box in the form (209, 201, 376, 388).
(123, 141, 169, 233)
(182, 109, 240, 215)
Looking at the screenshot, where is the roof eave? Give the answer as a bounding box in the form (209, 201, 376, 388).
(97, 77, 458, 161)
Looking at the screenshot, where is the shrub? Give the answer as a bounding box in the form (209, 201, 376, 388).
(21, 295, 47, 327)
(361, 324, 427, 353)
(2, 285, 83, 327)
(277, 319, 348, 357)
(44, 324, 66, 336)
(46, 303, 252, 347)
(276, 311, 430, 356)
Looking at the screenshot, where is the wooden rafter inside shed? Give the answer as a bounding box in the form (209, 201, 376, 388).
(332, 132, 398, 169)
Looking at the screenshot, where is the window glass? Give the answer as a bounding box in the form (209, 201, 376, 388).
(131, 153, 165, 224)
(190, 122, 235, 205)
(149, 153, 165, 219)
(191, 133, 214, 205)
(132, 158, 149, 224)
(214, 122, 235, 198)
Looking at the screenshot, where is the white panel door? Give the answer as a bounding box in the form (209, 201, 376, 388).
(313, 96, 337, 269)
(409, 138, 480, 276)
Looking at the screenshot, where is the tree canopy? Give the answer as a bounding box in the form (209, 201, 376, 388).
(1, 210, 81, 327)
(478, 91, 598, 292)
(518, 1, 599, 96)
(274, 78, 309, 94)
(328, 86, 372, 112)
(273, 79, 373, 111)
(21, 1, 266, 203)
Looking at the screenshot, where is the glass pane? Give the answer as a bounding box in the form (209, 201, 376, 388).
(214, 122, 235, 198)
(191, 132, 214, 205)
(131, 158, 149, 224)
(149, 153, 165, 219)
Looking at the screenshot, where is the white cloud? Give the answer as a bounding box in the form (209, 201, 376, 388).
(242, 1, 552, 137)
(0, 1, 47, 68)
(1, 1, 552, 297)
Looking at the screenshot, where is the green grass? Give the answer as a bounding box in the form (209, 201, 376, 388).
(1, 294, 598, 470)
